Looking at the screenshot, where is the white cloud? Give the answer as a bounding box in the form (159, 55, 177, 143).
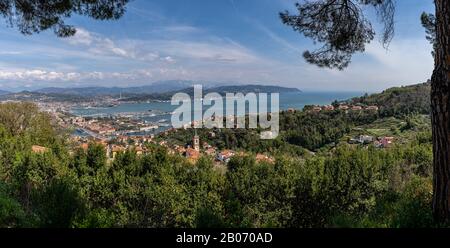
(252, 21, 302, 53)
(162, 56, 176, 63)
(0, 69, 110, 82)
(64, 28, 265, 65)
(160, 25, 202, 34)
(365, 39, 434, 72)
(66, 28, 137, 60)
(143, 40, 261, 63)
(0, 67, 188, 85)
(67, 29, 94, 46)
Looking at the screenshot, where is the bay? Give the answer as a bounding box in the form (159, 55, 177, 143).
(70, 91, 364, 135)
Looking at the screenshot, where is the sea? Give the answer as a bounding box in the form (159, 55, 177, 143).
(71, 91, 364, 136)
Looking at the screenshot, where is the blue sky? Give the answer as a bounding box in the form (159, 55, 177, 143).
(0, 0, 435, 92)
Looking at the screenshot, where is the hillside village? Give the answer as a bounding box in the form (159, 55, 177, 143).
(8, 81, 427, 165)
(28, 101, 394, 166)
(22, 83, 429, 169)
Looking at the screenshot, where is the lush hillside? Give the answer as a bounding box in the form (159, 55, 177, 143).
(0, 101, 436, 228)
(347, 82, 431, 116)
(161, 82, 430, 154)
(0, 82, 437, 228)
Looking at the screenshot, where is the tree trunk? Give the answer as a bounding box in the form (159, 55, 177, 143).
(432, 0, 450, 222)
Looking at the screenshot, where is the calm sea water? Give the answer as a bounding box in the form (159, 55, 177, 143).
(71, 91, 364, 135)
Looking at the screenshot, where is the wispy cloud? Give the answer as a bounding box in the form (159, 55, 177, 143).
(66, 28, 143, 61)
(0, 24, 280, 88)
(65, 28, 262, 64)
(252, 21, 302, 53)
(0, 69, 104, 82)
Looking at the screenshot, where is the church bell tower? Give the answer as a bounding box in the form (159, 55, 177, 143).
(193, 130, 200, 152)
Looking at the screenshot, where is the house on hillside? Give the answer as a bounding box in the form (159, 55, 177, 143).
(338, 105, 350, 110)
(349, 135, 374, 144)
(32, 145, 49, 154)
(174, 145, 186, 154)
(379, 137, 394, 148)
(205, 147, 217, 157)
(135, 146, 145, 156)
(351, 105, 363, 111)
(186, 147, 200, 163)
(287, 108, 296, 113)
(80, 143, 89, 151)
(366, 105, 379, 111)
(312, 106, 322, 112)
(110, 145, 125, 159)
(256, 154, 275, 164)
(216, 150, 235, 163)
(323, 105, 335, 111)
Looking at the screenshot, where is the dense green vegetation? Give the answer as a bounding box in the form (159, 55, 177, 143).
(162, 82, 430, 155)
(161, 106, 379, 154)
(0, 96, 440, 227)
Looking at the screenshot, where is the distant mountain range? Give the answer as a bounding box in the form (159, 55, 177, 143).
(195, 85, 301, 94)
(33, 81, 300, 97)
(0, 81, 301, 102)
(35, 80, 194, 96)
(0, 91, 93, 102)
(122, 84, 302, 102)
(0, 90, 10, 95)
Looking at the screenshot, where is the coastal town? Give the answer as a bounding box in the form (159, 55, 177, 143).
(3, 98, 274, 166)
(1, 96, 391, 166)
(65, 115, 275, 166)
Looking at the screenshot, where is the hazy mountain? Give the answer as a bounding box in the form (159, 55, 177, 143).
(0, 90, 10, 95)
(34, 81, 299, 98)
(175, 84, 301, 96)
(204, 85, 301, 94)
(0, 91, 90, 102)
(123, 84, 302, 102)
(35, 80, 195, 96)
